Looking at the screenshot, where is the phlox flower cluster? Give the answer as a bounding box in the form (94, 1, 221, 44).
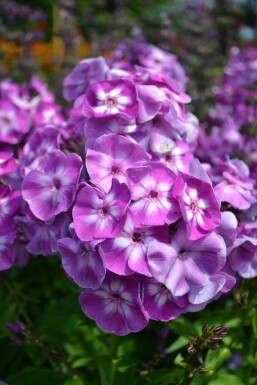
(196, 46, 257, 280)
(1, 42, 256, 336)
(0, 77, 65, 268)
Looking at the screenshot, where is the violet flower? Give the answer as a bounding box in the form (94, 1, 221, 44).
(73, 178, 130, 241)
(79, 272, 148, 335)
(22, 150, 82, 221)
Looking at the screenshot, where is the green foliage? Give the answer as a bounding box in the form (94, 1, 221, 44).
(1, 257, 257, 385)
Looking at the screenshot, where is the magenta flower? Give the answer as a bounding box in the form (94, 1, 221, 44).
(21, 125, 60, 176)
(79, 272, 148, 335)
(147, 223, 226, 297)
(86, 134, 150, 192)
(141, 277, 188, 321)
(100, 210, 169, 276)
(127, 164, 181, 227)
(73, 178, 130, 241)
(0, 100, 29, 144)
(58, 236, 106, 289)
(33, 102, 64, 127)
(229, 236, 257, 278)
(173, 162, 221, 240)
(82, 79, 138, 119)
(22, 150, 82, 221)
(149, 133, 193, 174)
(214, 158, 256, 210)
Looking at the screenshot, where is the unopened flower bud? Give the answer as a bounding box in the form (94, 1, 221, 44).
(213, 325, 227, 336)
(197, 365, 208, 374)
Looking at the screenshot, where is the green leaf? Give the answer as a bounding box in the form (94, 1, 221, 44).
(72, 357, 93, 368)
(174, 353, 186, 368)
(97, 355, 112, 385)
(168, 316, 198, 337)
(207, 374, 244, 385)
(136, 368, 183, 385)
(7, 368, 65, 385)
(167, 336, 188, 354)
(205, 348, 232, 373)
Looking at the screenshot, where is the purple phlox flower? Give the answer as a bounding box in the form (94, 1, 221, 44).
(20, 125, 60, 176)
(100, 210, 169, 276)
(127, 163, 181, 227)
(173, 160, 221, 240)
(141, 277, 188, 321)
(0, 219, 16, 271)
(0, 144, 16, 176)
(86, 133, 150, 192)
(214, 158, 256, 210)
(22, 150, 82, 221)
(187, 267, 236, 306)
(33, 102, 64, 127)
(0, 79, 19, 100)
(135, 43, 188, 90)
(29, 76, 55, 104)
(63, 57, 109, 101)
(228, 224, 257, 278)
(79, 271, 148, 335)
(58, 233, 106, 289)
(17, 206, 71, 256)
(128, 112, 180, 153)
(84, 115, 136, 149)
(149, 133, 193, 174)
(222, 47, 257, 90)
(82, 79, 138, 120)
(73, 178, 130, 241)
(147, 223, 226, 298)
(0, 100, 30, 144)
(0, 184, 21, 224)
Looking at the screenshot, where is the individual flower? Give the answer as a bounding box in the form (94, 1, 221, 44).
(58, 234, 106, 289)
(82, 79, 138, 119)
(73, 178, 130, 241)
(214, 158, 256, 210)
(141, 277, 188, 321)
(228, 235, 257, 278)
(173, 160, 221, 240)
(79, 271, 148, 335)
(86, 133, 150, 192)
(127, 164, 181, 227)
(149, 133, 193, 174)
(100, 210, 169, 276)
(147, 223, 226, 298)
(22, 150, 82, 221)
(0, 100, 30, 144)
(20, 125, 60, 176)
